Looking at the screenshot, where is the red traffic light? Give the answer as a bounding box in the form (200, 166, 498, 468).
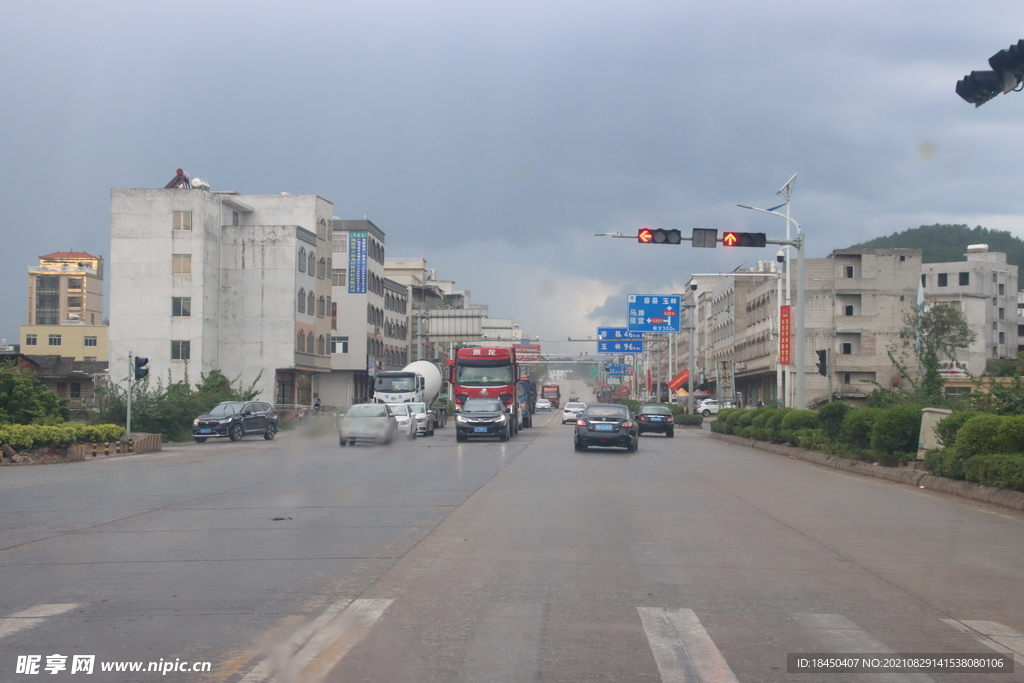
(637, 228, 681, 244)
(638, 227, 653, 243)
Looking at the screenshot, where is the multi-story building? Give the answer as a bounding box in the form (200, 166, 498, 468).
(109, 187, 334, 407)
(922, 245, 1019, 375)
(20, 252, 107, 361)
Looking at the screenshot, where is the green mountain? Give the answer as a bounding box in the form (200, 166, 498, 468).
(850, 224, 1024, 269)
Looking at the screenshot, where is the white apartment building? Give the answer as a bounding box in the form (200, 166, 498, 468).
(109, 187, 334, 407)
(922, 245, 1019, 375)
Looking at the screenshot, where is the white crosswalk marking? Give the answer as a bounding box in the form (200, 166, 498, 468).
(637, 607, 739, 683)
(239, 598, 393, 683)
(942, 619, 1024, 663)
(0, 604, 80, 640)
(794, 613, 935, 683)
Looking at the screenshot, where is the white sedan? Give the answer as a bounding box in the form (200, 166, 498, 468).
(562, 402, 587, 424)
(536, 399, 552, 411)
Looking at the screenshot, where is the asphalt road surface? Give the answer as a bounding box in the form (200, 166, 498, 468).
(2, 383, 1023, 682)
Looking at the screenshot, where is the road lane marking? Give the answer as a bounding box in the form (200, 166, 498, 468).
(794, 613, 935, 683)
(942, 619, 1024, 663)
(0, 604, 79, 640)
(637, 607, 739, 683)
(239, 598, 393, 683)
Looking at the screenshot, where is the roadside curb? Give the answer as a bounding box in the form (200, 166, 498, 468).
(710, 432, 1024, 513)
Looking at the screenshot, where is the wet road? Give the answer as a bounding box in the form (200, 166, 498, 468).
(2, 386, 1023, 682)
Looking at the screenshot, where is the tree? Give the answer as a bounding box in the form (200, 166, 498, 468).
(888, 303, 976, 405)
(0, 362, 70, 424)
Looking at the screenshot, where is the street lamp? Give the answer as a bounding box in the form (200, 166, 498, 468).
(737, 174, 807, 408)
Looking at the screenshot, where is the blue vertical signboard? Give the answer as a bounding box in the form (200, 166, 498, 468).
(348, 232, 368, 294)
(627, 295, 681, 333)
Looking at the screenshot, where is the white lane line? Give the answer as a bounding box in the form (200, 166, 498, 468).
(637, 607, 739, 683)
(794, 613, 935, 683)
(0, 604, 80, 640)
(240, 598, 393, 683)
(942, 619, 1024, 662)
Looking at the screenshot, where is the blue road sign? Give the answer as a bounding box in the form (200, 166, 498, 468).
(597, 327, 645, 341)
(607, 364, 627, 376)
(597, 340, 644, 354)
(627, 295, 681, 333)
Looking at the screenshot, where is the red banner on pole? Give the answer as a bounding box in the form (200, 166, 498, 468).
(779, 305, 792, 365)
(668, 368, 689, 391)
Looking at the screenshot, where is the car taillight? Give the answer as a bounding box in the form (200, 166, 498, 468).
(576, 419, 587, 427)
(638, 415, 647, 421)
(622, 421, 634, 428)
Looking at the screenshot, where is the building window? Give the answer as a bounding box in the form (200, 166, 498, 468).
(899, 255, 905, 262)
(994, 298, 998, 306)
(298, 248, 306, 272)
(331, 302, 337, 330)
(945, 386, 972, 397)
(297, 330, 305, 351)
(308, 252, 316, 275)
(900, 295, 905, 302)
(67, 278, 82, 290)
(332, 234, 347, 253)
(35, 275, 60, 325)
(318, 296, 326, 317)
(172, 211, 192, 231)
(172, 297, 191, 317)
(84, 336, 97, 347)
(844, 373, 851, 384)
(318, 218, 327, 240)
(25, 334, 37, 346)
(172, 254, 192, 274)
(317, 335, 326, 355)
(332, 270, 344, 286)
(70, 383, 81, 399)
(308, 291, 315, 315)
(307, 333, 315, 354)
(999, 283, 1006, 295)
(67, 296, 82, 309)
(993, 321, 998, 331)
(999, 307, 1005, 319)
(845, 266, 854, 278)
(297, 288, 306, 313)
(959, 272, 969, 286)
(171, 340, 191, 360)
(994, 273, 998, 283)
(332, 336, 349, 353)
(937, 273, 948, 287)
(845, 305, 854, 316)
(48, 334, 62, 346)
(1000, 331, 1006, 344)
(232, 210, 240, 226)
(318, 257, 326, 278)
(842, 342, 852, 355)
(993, 345, 999, 357)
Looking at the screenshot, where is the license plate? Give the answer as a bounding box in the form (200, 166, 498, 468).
(474, 427, 489, 433)
(595, 424, 613, 431)
(650, 417, 662, 422)
(200, 429, 212, 434)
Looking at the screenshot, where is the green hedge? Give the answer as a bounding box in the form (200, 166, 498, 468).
(839, 408, 880, 449)
(869, 404, 922, 466)
(781, 409, 818, 431)
(817, 401, 852, 440)
(964, 453, 1024, 491)
(674, 414, 703, 426)
(934, 411, 980, 449)
(0, 423, 126, 451)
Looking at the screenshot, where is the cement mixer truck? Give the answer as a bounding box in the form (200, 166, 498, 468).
(371, 360, 448, 432)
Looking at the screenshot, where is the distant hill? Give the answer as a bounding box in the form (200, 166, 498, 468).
(850, 224, 1024, 269)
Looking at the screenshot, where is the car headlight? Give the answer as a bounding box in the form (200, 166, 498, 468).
(193, 418, 199, 426)
(456, 415, 467, 423)
(218, 418, 233, 424)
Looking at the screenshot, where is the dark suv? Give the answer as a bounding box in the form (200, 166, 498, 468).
(193, 401, 278, 443)
(636, 404, 674, 437)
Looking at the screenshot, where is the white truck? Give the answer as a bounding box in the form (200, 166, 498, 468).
(371, 361, 448, 433)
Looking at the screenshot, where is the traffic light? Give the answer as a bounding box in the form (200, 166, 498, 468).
(957, 39, 1024, 107)
(816, 349, 828, 376)
(721, 231, 767, 248)
(638, 227, 681, 244)
(134, 357, 149, 381)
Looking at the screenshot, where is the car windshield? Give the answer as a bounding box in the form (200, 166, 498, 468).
(639, 405, 673, 415)
(584, 405, 628, 418)
(565, 403, 586, 410)
(463, 398, 504, 412)
(387, 404, 409, 416)
(347, 405, 387, 418)
(408, 403, 427, 414)
(208, 402, 245, 417)
(456, 363, 513, 384)
(375, 376, 415, 392)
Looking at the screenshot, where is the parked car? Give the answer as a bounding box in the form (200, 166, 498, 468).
(535, 398, 552, 411)
(407, 402, 433, 436)
(337, 403, 398, 446)
(573, 403, 639, 452)
(561, 402, 587, 424)
(193, 401, 278, 443)
(696, 398, 736, 417)
(384, 403, 418, 440)
(636, 404, 674, 437)
(455, 397, 511, 442)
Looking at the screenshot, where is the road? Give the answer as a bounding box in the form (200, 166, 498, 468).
(1, 381, 1023, 682)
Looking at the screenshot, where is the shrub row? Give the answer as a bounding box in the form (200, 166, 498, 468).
(923, 413, 1024, 491)
(0, 423, 126, 451)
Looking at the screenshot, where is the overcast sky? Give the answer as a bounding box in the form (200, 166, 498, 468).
(4, 0, 1024, 356)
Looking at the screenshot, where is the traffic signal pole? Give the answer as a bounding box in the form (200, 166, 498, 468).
(127, 351, 133, 439)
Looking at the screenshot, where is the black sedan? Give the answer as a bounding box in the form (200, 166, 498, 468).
(573, 403, 638, 452)
(455, 397, 511, 442)
(193, 401, 278, 443)
(636, 404, 674, 437)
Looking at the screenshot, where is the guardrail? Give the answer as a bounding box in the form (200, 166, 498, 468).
(67, 434, 162, 461)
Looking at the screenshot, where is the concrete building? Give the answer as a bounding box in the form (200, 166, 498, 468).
(922, 245, 1019, 375)
(319, 219, 408, 407)
(20, 252, 108, 361)
(109, 186, 334, 407)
